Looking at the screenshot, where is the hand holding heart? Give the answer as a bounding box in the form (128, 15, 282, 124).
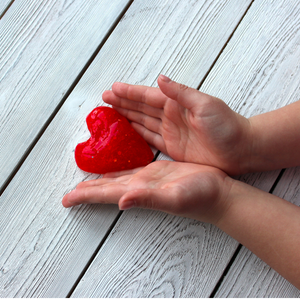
(62, 160, 232, 226)
(103, 75, 253, 176)
(64, 74, 241, 226)
(66, 75, 253, 215)
(63, 76, 300, 290)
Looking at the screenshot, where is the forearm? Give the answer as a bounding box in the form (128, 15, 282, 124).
(246, 100, 300, 173)
(216, 180, 300, 289)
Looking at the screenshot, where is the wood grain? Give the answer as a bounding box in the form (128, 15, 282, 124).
(0, 0, 252, 297)
(203, 0, 300, 295)
(0, 1, 253, 297)
(70, 166, 279, 297)
(72, 0, 300, 297)
(72, 209, 237, 298)
(0, 0, 129, 190)
(201, 0, 300, 116)
(216, 167, 300, 297)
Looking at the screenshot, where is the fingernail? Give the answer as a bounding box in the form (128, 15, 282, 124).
(62, 195, 71, 208)
(159, 74, 172, 83)
(119, 200, 135, 210)
(62, 190, 76, 208)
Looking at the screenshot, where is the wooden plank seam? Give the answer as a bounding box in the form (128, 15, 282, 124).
(0, 0, 14, 19)
(196, 0, 255, 91)
(65, 1, 257, 295)
(66, 149, 161, 297)
(0, 0, 134, 198)
(209, 168, 286, 297)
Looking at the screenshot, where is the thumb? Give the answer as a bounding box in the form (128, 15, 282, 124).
(118, 189, 176, 213)
(157, 74, 207, 111)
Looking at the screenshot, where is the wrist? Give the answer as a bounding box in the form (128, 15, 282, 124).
(228, 114, 256, 175)
(242, 101, 300, 173)
(214, 178, 300, 289)
(235, 115, 267, 175)
(237, 117, 255, 175)
(243, 115, 264, 174)
(213, 178, 255, 228)
(207, 175, 240, 226)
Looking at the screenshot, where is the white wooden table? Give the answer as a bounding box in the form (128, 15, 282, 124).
(1, 0, 300, 297)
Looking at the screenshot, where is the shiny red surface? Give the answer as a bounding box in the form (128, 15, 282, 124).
(75, 107, 154, 174)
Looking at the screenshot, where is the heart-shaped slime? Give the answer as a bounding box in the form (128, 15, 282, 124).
(75, 107, 154, 173)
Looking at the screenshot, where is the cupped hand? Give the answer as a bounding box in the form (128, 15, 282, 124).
(102, 75, 253, 175)
(62, 160, 233, 224)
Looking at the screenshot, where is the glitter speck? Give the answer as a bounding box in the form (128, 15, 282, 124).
(114, 159, 117, 162)
(128, 160, 130, 163)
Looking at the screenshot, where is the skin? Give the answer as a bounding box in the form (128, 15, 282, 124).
(102, 74, 252, 176)
(63, 75, 300, 289)
(62, 160, 300, 289)
(217, 180, 300, 290)
(102, 74, 300, 174)
(62, 161, 232, 224)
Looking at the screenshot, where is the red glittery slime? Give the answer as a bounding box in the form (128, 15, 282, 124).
(75, 107, 154, 174)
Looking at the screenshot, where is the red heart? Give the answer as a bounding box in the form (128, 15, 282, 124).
(75, 107, 154, 174)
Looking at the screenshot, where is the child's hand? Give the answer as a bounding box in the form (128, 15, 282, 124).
(102, 75, 253, 175)
(62, 160, 233, 225)
(63, 159, 300, 289)
(104, 76, 300, 174)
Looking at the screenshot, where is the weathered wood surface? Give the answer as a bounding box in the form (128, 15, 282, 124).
(208, 0, 300, 296)
(71, 156, 279, 298)
(216, 166, 300, 297)
(0, 0, 253, 297)
(71, 0, 300, 297)
(0, 0, 130, 191)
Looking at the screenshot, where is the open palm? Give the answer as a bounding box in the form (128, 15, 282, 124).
(102, 75, 252, 175)
(62, 160, 231, 224)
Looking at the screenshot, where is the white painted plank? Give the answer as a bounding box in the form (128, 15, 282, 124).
(71, 0, 300, 297)
(0, 0, 130, 191)
(74, 209, 236, 298)
(70, 166, 279, 297)
(203, 0, 300, 295)
(0, 0, 252, 297)
(216, 167, 300, 297)
(0, 0, 12, 17)
(201, 0, 300, 117)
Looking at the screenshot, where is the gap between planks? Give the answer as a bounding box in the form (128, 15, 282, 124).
(163, 0, 287, 295)
(0, 0, 134, 198)
(197, 0, 255, 90)
(66, 0, 300, 295)
(209, 168, 286, 297)
(66, 150, 161, 297)
(0, 0, 14, 19)
(66, 210, 124, 298)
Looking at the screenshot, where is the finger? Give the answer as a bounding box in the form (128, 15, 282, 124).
(75, 168, 144, 190)
(103, 90, 163, 119)
(113, 106, 162, 135)
(103, 166, 144, 178)
(131, 122, 167, 154)
(62, 184, 127, 208)
(158, 74, 210, 111)
(111, 82, 168, 109)
(118, 188, 178, 214)
(74, 175, 129, 190)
